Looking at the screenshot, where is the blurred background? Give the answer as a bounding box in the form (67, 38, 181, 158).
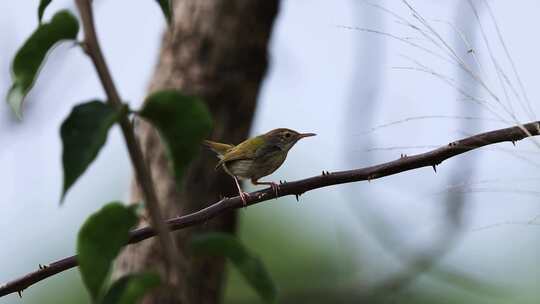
(1, 0, 539, 303)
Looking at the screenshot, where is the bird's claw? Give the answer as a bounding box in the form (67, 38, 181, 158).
(269, 182, 280, 197)
(240, 191, 250, 207)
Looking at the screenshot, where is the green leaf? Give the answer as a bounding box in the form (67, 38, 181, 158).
(38, 0, 53, 23)
(77, 203, 138, 300)
(139, 90, 212, 185)
(154, 0, 172, 24)
(190, 233, 277, 303)
(101, 273, 160, 304)
(60, 101, 121, 201)
(7, 10, 79, 119)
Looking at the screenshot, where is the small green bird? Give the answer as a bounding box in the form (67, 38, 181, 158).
(204, 128, 316, 205)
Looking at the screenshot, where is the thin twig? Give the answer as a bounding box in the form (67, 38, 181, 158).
(1, 120, 539, 297)
(482, 0, 536, 120)
(358, 114, 508, 135)
(74, 0, 179, 282)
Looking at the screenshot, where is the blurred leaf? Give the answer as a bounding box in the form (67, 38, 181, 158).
(38, 0, 53, 23)
(191, 232, 277, 303)
(101, 273, 160, 304)
(60, 101, 121, 201)
(154, 0, 172, 24)
(139, 90, 212, 185)
(77, 203, 138, 300)
(7, 10, 79, 119)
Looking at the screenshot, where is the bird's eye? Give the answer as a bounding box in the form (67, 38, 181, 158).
(284, 132, 291, 138)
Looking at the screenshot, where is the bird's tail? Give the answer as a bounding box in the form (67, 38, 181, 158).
(203, 140, 234, 160)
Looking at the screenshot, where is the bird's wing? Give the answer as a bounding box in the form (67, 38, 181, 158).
(254, 142, 282, 158)
(216, 136, 266, 167)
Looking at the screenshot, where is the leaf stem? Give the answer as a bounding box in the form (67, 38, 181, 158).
(74, 0, 179, 284)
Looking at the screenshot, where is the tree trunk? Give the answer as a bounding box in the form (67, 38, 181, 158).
(114, 1, 279, 303)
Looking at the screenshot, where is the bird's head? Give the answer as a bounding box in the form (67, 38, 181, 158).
(264, 128, 316, 151)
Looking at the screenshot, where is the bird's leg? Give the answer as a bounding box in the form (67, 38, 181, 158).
(233, 176, 250, 206)
(251, 178, 279, 197)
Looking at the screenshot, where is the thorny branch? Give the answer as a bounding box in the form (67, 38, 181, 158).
(1, 120, 539, 298)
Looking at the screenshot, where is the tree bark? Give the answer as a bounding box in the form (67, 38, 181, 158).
(114, 1, 279, 303)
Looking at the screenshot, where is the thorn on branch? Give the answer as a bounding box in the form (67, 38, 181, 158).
(17, 290, 22, 298)
(511, 140, 516, 146)
(432, 165, 437, 173)
(295, 193, 303, 202)
(38, 264, 48, 270)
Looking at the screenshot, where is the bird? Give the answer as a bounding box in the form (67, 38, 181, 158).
(204, 128, 316, 206)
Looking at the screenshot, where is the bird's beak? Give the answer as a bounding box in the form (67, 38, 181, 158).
(299, 132, 316, 138)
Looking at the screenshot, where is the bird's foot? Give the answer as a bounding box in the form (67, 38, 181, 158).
(239, 191, 250, 207)
(269, 182, 280, 197)
(251, 179, 280, 198)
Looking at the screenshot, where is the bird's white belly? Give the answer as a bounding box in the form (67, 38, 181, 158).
(224, 152, 287, 180)
(224, 160, 254, 179)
